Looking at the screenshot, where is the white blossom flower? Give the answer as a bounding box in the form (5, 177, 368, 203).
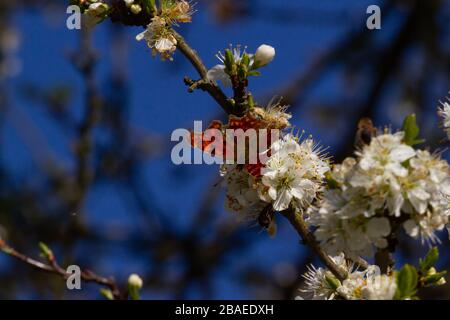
(339, 266, 396, 300)
(207, 44, 275, 87)
(259, 134, 329, 212)
(207, 46, 248, 87)
(136, 17, 178, 60)
(438, 101, 450, 140)
(223, 166, 261, 215)
(123, 0, 134, 7)
(361, 273, 397, 300)
(254, 44, 275, 67)
(298, 254, 352, 300)
(351, 132, 416, 206)
(401, 150, 450, 243)
(298, 255, 396, 300)
(221, 165, 276, 235)
(310, 131, 450, 255)
(310, 189, 391, 258)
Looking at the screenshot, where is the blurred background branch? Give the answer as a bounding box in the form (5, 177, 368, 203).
(0, 0, 448, 299)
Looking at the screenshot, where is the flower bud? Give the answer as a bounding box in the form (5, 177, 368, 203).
(128, 273, 143, 289)
(130, 4, 142, 14)
(437, 277, 446, 286)
(427, 267, 437, 276)
(254, 44, 275, 67)
(88, 2, 109, 15)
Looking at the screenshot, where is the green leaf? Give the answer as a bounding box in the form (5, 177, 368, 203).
(419, 247, 439, 272)
(395, 264, 418, 300)
(402, 114, 425, 146)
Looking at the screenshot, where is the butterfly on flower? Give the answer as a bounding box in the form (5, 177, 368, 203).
(190, 103, 291, 176)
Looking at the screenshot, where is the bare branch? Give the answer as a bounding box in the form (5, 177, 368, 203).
(0, 239, 125, 300)
(172, 30, 234, 115)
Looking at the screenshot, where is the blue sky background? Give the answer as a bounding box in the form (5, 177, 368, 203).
(1, 0, 449, 299)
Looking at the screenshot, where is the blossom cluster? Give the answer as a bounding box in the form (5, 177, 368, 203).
(136, 0, 194, 60)
(309, 131, 450, 258)
(221, 130, 330, 234)
(207, 44, 276, 87)
(297, 254, 397, 300)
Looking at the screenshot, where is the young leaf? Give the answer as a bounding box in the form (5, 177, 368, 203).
(402, 114, 425, 146)
(100, 288, 114, 300)
(38, 242, 54, 261)
(419, 247, 439, 272)
(395, 264, 418, 299)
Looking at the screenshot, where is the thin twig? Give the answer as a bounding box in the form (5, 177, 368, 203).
(281, 208, 348, 282)
(172, 30, 234, 115)
(0, 239, 125, 299)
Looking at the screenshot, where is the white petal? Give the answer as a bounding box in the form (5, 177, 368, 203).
(273, 188, 292, 211)
(206, 65, 231, 87)
(387, 193, 404, 217)
(408, 188, 430, 214)
(385, 162, 408, 177)
(389, 145, 415, 162)
(136, 31, 147, 41)
(367, 217, 391, 237)
(403, 219, 419, 238)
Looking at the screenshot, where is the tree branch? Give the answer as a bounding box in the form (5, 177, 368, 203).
(0, 238, 125, 300)
(172, 30, 234, 115)
(281, 208, 348, 282)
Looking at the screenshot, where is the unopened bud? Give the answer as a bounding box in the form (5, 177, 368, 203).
(88, 2, 109, 15)
(437, 277, 447, 286)
(130, 4, 142, 14)
(128, 273, 143, 289)
(254, 44, 275, 67)
(427, 267, 437, 276)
